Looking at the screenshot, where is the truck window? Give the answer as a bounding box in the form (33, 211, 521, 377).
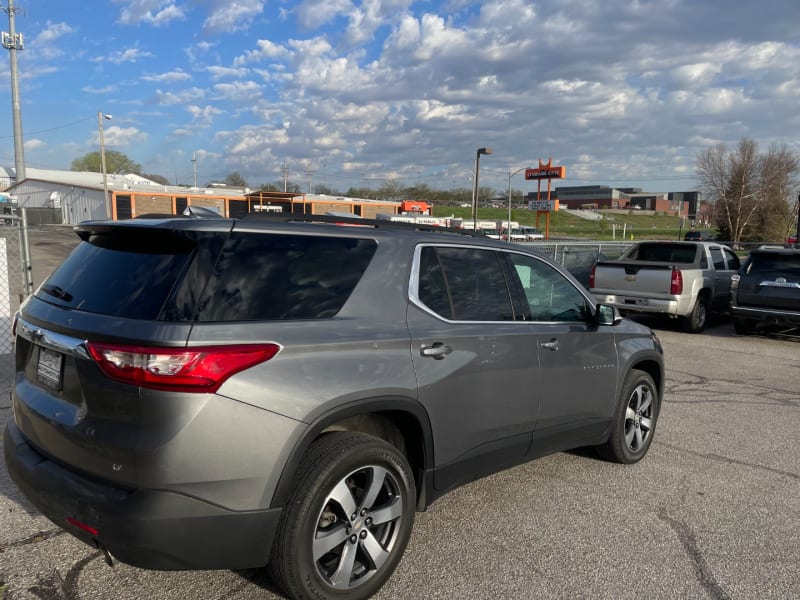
(724, 248, 741, 270)
(709, 247, 725, 270)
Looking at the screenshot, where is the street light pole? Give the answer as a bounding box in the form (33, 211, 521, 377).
(471, 147, 492, 229)
(507, 167, 526, 240)
(97, 112, 112, 219)
(3, 0, 26, 182)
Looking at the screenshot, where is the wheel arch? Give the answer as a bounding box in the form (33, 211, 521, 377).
(269, 396, 435, 511)
(629, 358, 663, 400)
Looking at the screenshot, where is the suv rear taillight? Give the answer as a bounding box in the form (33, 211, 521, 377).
(86, 343, 280, 393)
(670, 268, 683, 295)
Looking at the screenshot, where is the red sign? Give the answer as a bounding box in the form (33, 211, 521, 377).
(525, 166, 565, 180)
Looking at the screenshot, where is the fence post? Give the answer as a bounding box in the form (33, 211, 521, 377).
(20, 207, 34, 296)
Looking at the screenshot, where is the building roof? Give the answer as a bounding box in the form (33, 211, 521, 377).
(2, 166, 249, 197)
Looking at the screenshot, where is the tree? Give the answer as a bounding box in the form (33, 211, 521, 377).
(696, 139, 799, 243)
(142, 173, 170, 186)
(225, 172, 248, 188)
(71, 151, 141, 175)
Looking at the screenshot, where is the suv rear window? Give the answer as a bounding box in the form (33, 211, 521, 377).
(194, 232, 377, 321)
(632, 243, 697, 263)
(36, 233, 195, 320)
(746, 253, 800, 277)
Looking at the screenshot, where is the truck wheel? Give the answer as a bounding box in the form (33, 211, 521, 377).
(597, 369, 660, 464)
(733, 317, 755, 335)
(681, 295, 708, 333)
(269, 432, 415, 600)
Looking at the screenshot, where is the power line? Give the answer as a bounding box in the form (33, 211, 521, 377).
(0, 116, 94, 140)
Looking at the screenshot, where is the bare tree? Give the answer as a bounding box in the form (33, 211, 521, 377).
(696, 139, 798, 243)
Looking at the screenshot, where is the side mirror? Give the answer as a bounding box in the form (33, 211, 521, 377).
(595, 303, 622, 327)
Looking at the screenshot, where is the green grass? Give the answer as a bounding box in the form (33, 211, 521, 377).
(433, 206, 700, 240)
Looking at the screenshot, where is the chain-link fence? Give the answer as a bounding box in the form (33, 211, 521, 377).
(1, 209, 31, 353)
(521, 241, 635, 288)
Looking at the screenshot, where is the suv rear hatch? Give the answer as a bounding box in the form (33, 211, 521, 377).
(12, 220, 232, 487)
(736, 250, 800, 311)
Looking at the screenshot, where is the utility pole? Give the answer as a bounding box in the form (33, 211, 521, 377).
(282, 161, 289, 192)
(3, 0, 26, 182)
(191, 152, 197, 187)
(305, 169, 314, 194)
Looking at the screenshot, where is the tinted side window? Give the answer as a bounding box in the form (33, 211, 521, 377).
(709, 247, 726, 270)
(36, 233, 194, 319)
(723, 248, 741, 271)
(195, 233, 377, 321)
(509, 254, 589, 322)
(417, 247, 513, 321)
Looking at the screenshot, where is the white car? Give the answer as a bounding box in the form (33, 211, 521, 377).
(519, 226, 545, 241)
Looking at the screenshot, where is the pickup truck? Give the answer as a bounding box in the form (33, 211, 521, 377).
(590, 241, 742, 332)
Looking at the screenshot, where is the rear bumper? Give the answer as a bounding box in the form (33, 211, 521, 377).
(730, 305, 800, 326)
(4, 421, 282, 571)
(592, 293, 688, 316)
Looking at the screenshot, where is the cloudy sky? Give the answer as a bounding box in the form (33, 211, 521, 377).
(1, 0, 799, 194)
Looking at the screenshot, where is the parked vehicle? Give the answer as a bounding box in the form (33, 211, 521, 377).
(683, 230, 715, 241)
(520, 225, 545, 240)
(590, 241, 741, 333)
(730, 246, 800, 334)
(5, 213, 664, 600)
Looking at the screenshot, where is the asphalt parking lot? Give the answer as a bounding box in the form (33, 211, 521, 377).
(1, 226, 798, 599)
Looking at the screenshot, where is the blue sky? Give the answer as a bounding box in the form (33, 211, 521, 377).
(1, 0, 799, 194)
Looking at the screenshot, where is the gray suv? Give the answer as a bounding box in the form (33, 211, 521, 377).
(5, 214, 664, 600)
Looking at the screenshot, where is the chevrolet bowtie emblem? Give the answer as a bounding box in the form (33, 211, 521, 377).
(625, 275, 636, 282)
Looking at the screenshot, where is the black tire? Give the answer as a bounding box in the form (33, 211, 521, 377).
(269, 432, 415, 600)
(681, 294, 708, 333)
(733, 317, 756, 335)
(597, 370, 660, 464)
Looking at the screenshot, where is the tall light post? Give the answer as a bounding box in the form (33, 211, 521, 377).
(3, 0, 26, 182)
(97, 112, 112, 218)
(471, 147, 492, 228)
(507, 167, 526, 239)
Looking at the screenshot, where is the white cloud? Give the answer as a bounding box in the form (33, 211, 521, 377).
(142, 69, 192, 82)
(96, 47, 155, 64)
(206, 66, 250, 80)
(81, 85, 117, 94)
(154, 87, 206, 105)
(115, 1, 187, 26)
(213, 80, 263, 100)
(32, 21, 75, 44)
(94, 126, 148, 147)
(203, 0, 264, 33)
(24, 139, 46, 150)
(296, 0, 352, 29)
(187, 105, 223, 126)
(234, 39, 292, 66)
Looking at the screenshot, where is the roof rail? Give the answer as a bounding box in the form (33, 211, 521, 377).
(242, 212, 486, 237)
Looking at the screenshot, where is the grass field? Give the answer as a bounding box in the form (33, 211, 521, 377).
(433, 206, 705, 241)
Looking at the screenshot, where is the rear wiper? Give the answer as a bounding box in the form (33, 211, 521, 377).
(41, 284, 74, 302)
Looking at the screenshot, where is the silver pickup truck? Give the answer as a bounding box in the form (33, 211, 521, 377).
(590, 241, 742, 332)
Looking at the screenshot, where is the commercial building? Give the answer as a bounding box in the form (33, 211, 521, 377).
(551, 185, 692, 216)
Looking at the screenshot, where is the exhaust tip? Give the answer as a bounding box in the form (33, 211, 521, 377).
(94, 541, 114, 567)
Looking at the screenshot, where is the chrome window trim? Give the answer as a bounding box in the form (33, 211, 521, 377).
(408, 243, 594, 325)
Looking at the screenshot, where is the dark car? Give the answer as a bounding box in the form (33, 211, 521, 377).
(5, 213, 664, 600)
(730, 246, 800, 334)
(684, 230, 715, 241)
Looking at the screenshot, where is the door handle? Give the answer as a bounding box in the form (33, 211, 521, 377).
(540, 339, 559, 351)
(420, 342, 452, 359)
